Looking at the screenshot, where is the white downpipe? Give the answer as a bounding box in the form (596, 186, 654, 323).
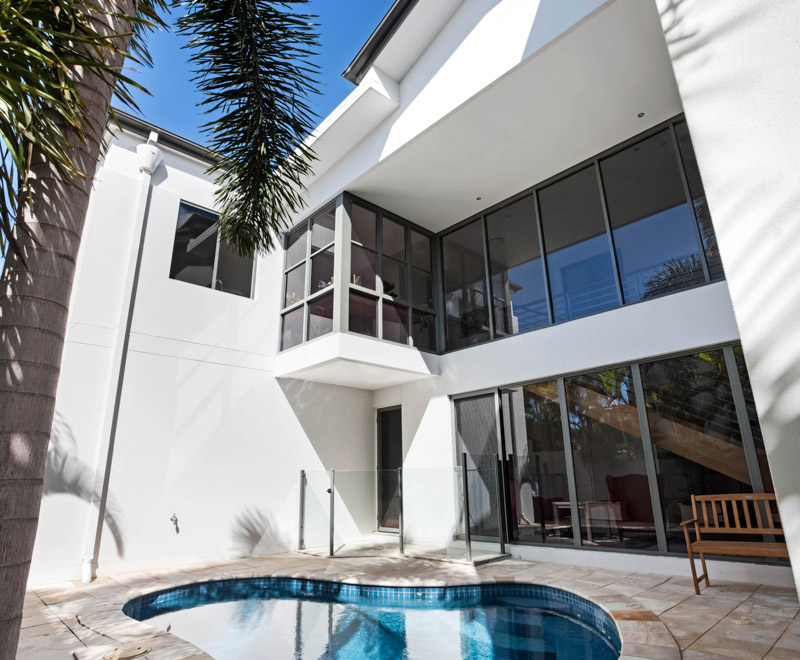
(80, 132, 163, 582)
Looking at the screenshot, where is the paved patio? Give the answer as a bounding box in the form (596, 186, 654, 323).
(18, 553, 800, 660)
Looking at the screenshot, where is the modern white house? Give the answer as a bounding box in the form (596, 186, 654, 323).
(29, 0, 800, 599)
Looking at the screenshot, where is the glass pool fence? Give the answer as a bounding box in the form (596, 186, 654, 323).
(298, 455, 507, 563)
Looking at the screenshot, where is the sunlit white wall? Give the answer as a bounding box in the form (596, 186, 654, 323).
(655, 0, 800, 596)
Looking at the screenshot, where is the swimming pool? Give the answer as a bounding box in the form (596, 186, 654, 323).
(124, 578, 621, 659)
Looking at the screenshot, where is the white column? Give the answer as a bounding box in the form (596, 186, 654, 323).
(654, 0, 800, 594)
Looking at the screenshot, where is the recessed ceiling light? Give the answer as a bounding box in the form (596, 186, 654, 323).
(637, 112, 645, 118)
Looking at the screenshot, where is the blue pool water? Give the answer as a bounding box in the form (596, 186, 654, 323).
(124, 578, 621, 659)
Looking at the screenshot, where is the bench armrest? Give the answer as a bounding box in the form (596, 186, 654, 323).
(680, 518, 698, 528)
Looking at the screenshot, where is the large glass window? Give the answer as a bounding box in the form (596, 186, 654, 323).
(733, 346, 771, 491)
(566, 368, 658, 551)
(675, 121, 724, 280)
(347, 198, 435, 349)
(600, 130, 705, 302)
(461, 343, 769, 557)
(443, 220, 490, 349)
(539, 167, 618, 323)
(170, 202, 253, 297)
(433, 117, 722, 353)
(280, 204, 336, 350)
(640, 350, 752, 552)
(487, 196, 549, 335)
(502, 382, 572, 545)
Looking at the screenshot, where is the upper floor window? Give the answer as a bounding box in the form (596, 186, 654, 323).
(348, 200, 436, 351)
(443, 116, 722, 350)
(280, 204, 336, 350)
(169, 202, 254, 298)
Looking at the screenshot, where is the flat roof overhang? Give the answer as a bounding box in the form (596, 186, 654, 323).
(275, 332, 439, 390)
(344, 0, 683, 232)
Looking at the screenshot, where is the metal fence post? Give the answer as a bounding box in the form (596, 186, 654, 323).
(493, 454, 506, 555)
(328, 470, 335, 557)
(461, 452, 472, 563)
(298, 470, 306, 551)
(398, 467, 404, 555)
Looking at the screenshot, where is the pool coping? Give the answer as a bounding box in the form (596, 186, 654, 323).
(26, 553, 682, 660)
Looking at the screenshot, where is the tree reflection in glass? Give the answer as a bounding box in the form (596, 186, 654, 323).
(640, 350, 751, 551)
(566, 368, 658, 551)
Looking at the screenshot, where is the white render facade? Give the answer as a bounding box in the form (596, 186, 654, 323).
(30, 0, 800, 597)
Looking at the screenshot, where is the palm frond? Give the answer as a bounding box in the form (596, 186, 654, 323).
(176, 0, 320, 257)
(0, 0, 169, 260)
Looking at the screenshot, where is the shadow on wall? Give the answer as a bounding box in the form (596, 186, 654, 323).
(277, 378, 371, 471)
(656, 0, 800, 594)
(46, 411, 125, 556)
(231, 506, 280, 556)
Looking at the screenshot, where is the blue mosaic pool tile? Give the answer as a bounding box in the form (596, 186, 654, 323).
(123, 576, 622, 654)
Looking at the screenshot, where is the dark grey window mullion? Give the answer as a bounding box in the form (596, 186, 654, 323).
(593, 160, 624, 307)
(432, 235, 446, 354)
(480, 215, 495, 341)
(405, 224, 412, 342)
(669, 122, 711, 283)
(533, 189, 554, 325)
(557, 377, 582, 548)
(303, 217, 313, 340)
(631, 363, 669, 554)
(722, 345, 766, 493)
(376, 212, 384, 339)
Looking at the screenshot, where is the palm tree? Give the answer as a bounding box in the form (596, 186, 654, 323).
(0, 2, 318, 657)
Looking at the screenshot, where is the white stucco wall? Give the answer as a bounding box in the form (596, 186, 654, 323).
(655, 0, 800, 596)
(30, 134, 376, 584)
(30, 0, 798, 589)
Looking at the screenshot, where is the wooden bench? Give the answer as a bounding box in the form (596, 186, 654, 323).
(682, 493, 788, 595)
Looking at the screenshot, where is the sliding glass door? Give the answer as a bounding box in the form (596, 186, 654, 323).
(460, 343, 773, 557)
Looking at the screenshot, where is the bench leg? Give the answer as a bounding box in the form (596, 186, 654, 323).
(699, 553, 710, 588)
(687, 546, 701, 595)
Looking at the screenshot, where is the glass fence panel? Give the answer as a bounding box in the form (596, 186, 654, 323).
(331, 470, 379, 554)
(301, 470, 331, 554)
(401, 466, 470, 561)
(465, 466, 504, 559)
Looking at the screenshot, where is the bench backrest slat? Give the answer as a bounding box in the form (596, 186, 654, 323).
(691, 493, 783, 536)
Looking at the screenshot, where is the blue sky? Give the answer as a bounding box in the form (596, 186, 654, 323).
(126, 1, 395, 144)
(0, 2, 393, 271)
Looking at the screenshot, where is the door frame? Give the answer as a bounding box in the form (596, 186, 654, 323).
(376, 405, 402, 533)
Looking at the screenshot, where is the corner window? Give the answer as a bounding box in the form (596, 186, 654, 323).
(280, 204, 337, 350)
(169, 202, 254, 298)
(347, 199, 436, 350)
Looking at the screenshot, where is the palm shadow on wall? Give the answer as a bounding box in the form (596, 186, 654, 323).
(231, 506, 277, 556)
(46, 411, 125, 556)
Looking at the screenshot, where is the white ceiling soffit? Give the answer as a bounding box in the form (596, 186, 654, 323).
(370, 0, 467, 83)
(303, 68, 400, 182)
(347, 0, 683, 232)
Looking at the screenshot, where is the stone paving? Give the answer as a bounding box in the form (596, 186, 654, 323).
(17, 552, 800, 659)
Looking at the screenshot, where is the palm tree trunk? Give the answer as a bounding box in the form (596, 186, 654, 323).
(0, 3, 136, 657)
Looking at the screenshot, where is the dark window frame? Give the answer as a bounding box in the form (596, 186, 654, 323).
(454, 341, 773, 561)
(344, 193, 437, 352)
(279, 202, 337, 350)
(169, 201, 256, 299)
(438, 114, 718, 353)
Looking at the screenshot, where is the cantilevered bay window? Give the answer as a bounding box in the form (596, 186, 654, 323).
(348, 198, 436, 351)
